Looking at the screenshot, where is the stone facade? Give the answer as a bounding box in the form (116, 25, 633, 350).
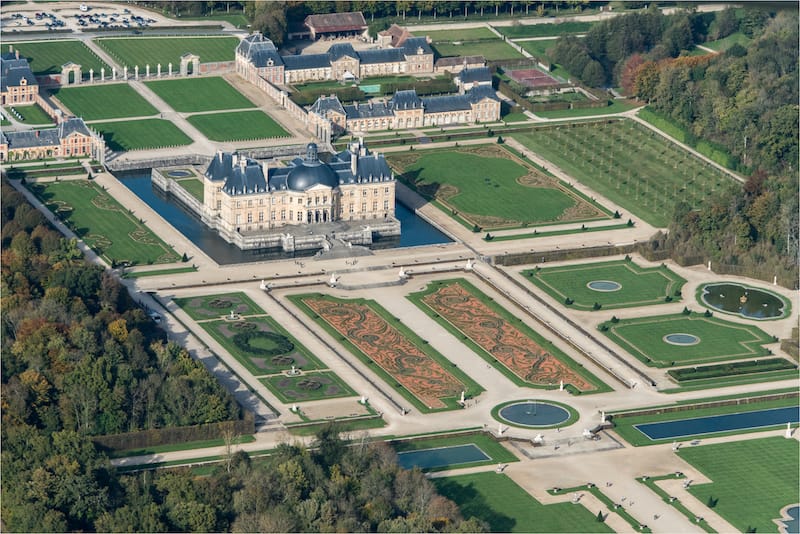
(1, 51, 38, 105)
(201, 141, 396, 236)
(0, 118, 104, 162)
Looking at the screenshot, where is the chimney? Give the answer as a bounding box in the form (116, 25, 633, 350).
(262, 161, 269, 177)
(350, 152, 357, 176)
(232, 154, 238, 167)
(217, 150, 223, 162)
(36, 130, 40, 137)
(16, 49, 20, 60)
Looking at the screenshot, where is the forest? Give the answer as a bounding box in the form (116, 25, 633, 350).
(551, 6, 798, 285)
(0, 182, 482, 531)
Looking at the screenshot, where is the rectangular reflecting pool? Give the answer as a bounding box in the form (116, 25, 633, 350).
(397, 444, 490, 470)
(635, 406, 800, 440)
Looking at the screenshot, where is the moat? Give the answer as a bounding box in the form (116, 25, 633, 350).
(118, 172, 452, 265)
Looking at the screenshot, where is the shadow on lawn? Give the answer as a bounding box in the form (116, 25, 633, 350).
(433, 479, 515, 532)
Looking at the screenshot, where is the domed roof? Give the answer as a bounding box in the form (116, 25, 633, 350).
(286, 143, 340, 190)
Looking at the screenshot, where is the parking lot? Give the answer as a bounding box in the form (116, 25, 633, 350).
(0, 2, 226, 35)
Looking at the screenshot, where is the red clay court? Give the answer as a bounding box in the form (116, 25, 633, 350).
(509, 68, 560, 87)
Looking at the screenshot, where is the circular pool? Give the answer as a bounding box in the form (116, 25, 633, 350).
(587, 280, 622, 292)
(497, 400, 572, 428)
(663, 333, 701, 346)
(167, 170, 193, 178)
(700, 283, 788, 320)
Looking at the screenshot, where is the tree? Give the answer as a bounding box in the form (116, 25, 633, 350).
(253, 1, 287, 46)
(581, 60, 607, 87)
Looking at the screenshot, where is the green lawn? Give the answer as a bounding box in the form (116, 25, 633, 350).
(95, 36, 239, 70)
(424, 27, 498, 42)
(533, 99, 639, 119)
(600, 312, 774, 367)
(679, 437, 799, 533)
(497, 21, 593, 38)
(176, 177, 204, 202)
(517, 38, 558, 60)
(260, 371, 357, 403)
(145, 77, 255, 112)
(391, 433, 519, 470)
(187, 110, 289, 142)
(433, 40, 524, 60)
(523, 259, 686, 310)
(6, 103, 53, 125)
(173, 292, 262, 321)
(92, 119, 192, 152)
(9, 40, 109, 78)
(704, 31, 752, 51)
(51, 84, 157, 120)
(200, 316, 325, 377)
(388, 146, 606, 229)
(512, 119, 737, 227)
(434, 473, 613, 533)
(28, 180, 179, 265)
(610, 396, 799, 446)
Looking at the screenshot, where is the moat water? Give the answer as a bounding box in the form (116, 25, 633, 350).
(117, 172, 452, 265)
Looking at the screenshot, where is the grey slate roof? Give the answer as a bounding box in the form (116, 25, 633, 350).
(4, 118, 91, 150)
(466, 85, 499, 103)
(358, 48, 405, 64)
(237, 34, 283, 68)
(282, 53, 331, 70)
(400, 37, 433, 57)
(458, 66, 492, 84)
(309, 95, 346, 116)
(391, 89, 423, 109)
(206, 142, 392, 196)
(1, 55, 37, 92)
(343, 101, 393, 119)
(327, 43, 358, 61)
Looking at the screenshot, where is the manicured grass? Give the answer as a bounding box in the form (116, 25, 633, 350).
(93, 118, 192, 152)
(423, 27, 498, 42)
(488, 222, 631, 241)
(497, 21, 593, 38)
(95, 36, 239, 70)
(609, 396, 799, 446)
(518, 38, 558, 60)
(388, 145, 608, 229)
(512, 119, 737, 227)
(434, 473, 613, 533)
(600, 312, 774, 367)
(433, 40, 524, 60)
(122, 266, 197, 278)
(187, 110, 289, 142)
(145, 77, 255, 112)
(260, 371, 357, 403)
(391, 433, 518, 470)
(51, 84, 157, 120)
(1, 113, 10, 126)
(533, 99, 639, 119)
(28, 180, 179, 265)
(549, 483, 652, 532)
(502, 111, 530, 123)
(10, 40, 109, 77)
(523, 259, 686, 310)
(679, 437, 799, 533)
(409, 278, 611, 394)
(173, 292, 262, 321)
(286, 416, 386, 436)
(289, 293, 484, 413)
(176, 177, 204, 202)
(704, 31, 752, 51)
(200, 316, 324, 377)
(5, 103, 53, 125)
